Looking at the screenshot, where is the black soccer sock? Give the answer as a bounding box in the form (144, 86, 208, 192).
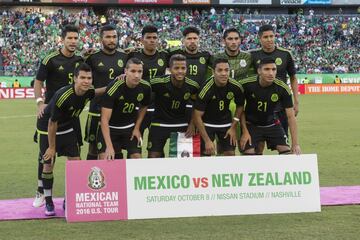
(86, 153, 98, 160)
(42, 172, 54, 204)
(37, 153, 44, 194)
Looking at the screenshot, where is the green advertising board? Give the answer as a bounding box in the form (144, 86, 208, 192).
(297, 74, 360, 84)
(0, 76, 33, 87)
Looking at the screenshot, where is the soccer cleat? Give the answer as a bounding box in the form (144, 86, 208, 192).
(32, 191, 45, 208)
(45, 203, 56, 216)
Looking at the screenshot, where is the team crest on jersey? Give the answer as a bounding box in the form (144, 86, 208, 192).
(137, 93, 144, 102)
(199, 57, 206, 65)
(226, 92, 234, 100)
(271, 93, 279, 102)
(88, 167, 105, 190)
(240, 59, 247, 68)
(184, 92, 191, 100)
(275, 58, 282, 66)
(118, 59, 124, 68)
(158, 59, 164, 67)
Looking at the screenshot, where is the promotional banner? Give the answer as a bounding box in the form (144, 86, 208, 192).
(332, 0, 359, 5)
(280, 0, 331, 5)
(0, 88, 46, 100)
(66, 155, 320, 222)
(118, 0, 173, 3)
(182, 0, 210, 4)
(297, 74, 360, 84)
(299, 84, 360, 94)
(66, 160, 128, 222)
(220, 0, 271, 4)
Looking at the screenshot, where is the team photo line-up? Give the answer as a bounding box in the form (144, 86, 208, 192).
(33, 23, 300, 216)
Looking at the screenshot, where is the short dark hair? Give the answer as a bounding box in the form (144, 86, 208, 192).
(74, 62, 92, 77)
(213, 58, 229, 69)
(100, 25, 117, 38)
(258, 57, 275, 68)
(169, 54, 186, 67)
(258, 24, 275, 36)
(142, 25, 158, 37)
(223, 28, 240, 39)
(126, 58, 143, 69)
(61, 25, 79, 39)
(182, 26, 200, 37)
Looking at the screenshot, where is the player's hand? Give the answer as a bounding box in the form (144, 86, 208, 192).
(130, 128, 143, 147)
(116, 74, 126, 82)
(205, 140, 215, 156)
(224, 126, 237, 146)
(105, 146, 115, 160)
(240, 131, 252, 151)
(43, 147, 55, 164)
(37, 103, 47, 119)
(185, 123, 196, 138)
(294, 102, 299, 117)
(291, 144, 301, 155)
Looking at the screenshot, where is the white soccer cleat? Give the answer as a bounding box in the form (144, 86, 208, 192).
(33, 191, 45, 208)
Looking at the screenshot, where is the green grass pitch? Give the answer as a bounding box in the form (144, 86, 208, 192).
(0, 95, 359, 239)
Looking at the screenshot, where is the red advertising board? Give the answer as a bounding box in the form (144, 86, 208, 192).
(118, 0, 173, 3)
(299, 84, 360, 95)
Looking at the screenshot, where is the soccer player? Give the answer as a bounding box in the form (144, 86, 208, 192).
(84, 25, 128, 160)
(239, 58, 301, 155)
(211, 28, 253, 154)
(100, 58, 151, 160)
(147, 54, 199, 158)
(193, 58, 245, 156)
(249, 24, 299, 133)
(211, 28, 252, 81)
(37, 63, 104, 216)
(169, 26, 212, 86)
(33, 25, 83, 208)
(128, 25, 169, 133)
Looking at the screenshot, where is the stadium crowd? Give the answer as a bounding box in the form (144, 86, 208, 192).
(0, 7, 359, 76)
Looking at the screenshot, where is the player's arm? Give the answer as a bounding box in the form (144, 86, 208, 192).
(101, 107, 115, 160)
(43, 119, 58, 163)
(285, 107, 301, 155)
(193, 109, 215, 155)
(95, 87, 107, 96)
(225, 106, 243, 146)
(239, 111, 251, 150)
(35, 61, 48, 118)
(289, 74, 299, 116)
(131, 105, 147, 146)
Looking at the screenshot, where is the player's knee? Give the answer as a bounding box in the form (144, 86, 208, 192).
(242, 149, 256, 156)
(129, 153, 141, 159)
(223, 151, 235, 156)
(115, 153, 123, 160)
(279, 150, 291, 155)
(276, 145, 291, 155)
(148, 151, 162, 158)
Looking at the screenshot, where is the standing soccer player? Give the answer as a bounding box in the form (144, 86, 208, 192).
(37, 63, 104, 216)
(84, 25, 128, 160)
(193, 58, 245, 156)
(100, 58, 151, 160)
(33, 25, 83, 208)
(147, 54, 199, 158)
(249, 24, 299, 134)
(169, 26, 212, 86)
(128, 25, 169, 133)
(240, 58, 301, 155)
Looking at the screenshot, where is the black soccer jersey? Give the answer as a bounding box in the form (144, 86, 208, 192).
(194, 77, 245, 126)
(36, 50, 83, 103)
(150, 75, 199, 125)
(101, 79, 151, 130)
(249, 47, 296, 83)
(168, 48, 212, 86)
(37, 85, 95, 132)
(128, 49, 168, 81)
(240, 76, 293, 126)
(85, 49, 128, 113)
(210, 51, 252, 81)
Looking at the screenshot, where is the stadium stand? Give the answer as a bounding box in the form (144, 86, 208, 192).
(0, 7, 359, 76)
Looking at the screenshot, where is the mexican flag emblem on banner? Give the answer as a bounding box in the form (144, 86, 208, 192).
(169, 132, 201, 158)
